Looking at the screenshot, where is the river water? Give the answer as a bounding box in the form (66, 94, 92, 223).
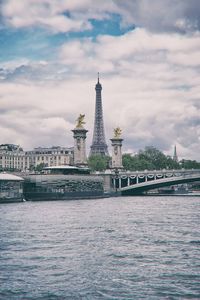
(0, 196, 200, 300)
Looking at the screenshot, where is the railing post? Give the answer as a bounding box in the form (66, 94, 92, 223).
(113, 177, 116, 191)
(114, 168, 119, 195)
(119, 177, 121, 189)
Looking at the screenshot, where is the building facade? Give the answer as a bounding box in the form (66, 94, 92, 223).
(0, 144, 74, 171)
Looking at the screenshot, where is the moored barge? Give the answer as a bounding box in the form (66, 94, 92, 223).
(23, 165, 104, 201)
(0, 173, 24, 203)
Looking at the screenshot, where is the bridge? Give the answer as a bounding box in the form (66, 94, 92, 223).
(110, 169, 200, 195)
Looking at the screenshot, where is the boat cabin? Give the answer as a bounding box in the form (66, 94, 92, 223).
(43, 165, 90, 175)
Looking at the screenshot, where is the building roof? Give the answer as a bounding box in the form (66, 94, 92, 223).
(44, 165, 90, 171)
(44, 165, 79, 170)
(0, 173, 24, 181)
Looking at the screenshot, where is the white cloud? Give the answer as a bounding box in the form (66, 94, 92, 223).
(2, 0, 92, 32)
(58, 28, 200, 77)
(2, 0, 200, 33)
(168, 51, 200, 66)
(0, 79, 96, 149)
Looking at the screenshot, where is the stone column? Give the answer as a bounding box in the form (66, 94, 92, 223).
(72, 128, 88, 166)
(110, 137, 123, 169)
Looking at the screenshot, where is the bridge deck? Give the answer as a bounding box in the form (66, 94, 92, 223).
(111, 169, 200, 195)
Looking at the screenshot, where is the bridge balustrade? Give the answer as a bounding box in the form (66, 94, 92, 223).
(111, 169, 200, 192)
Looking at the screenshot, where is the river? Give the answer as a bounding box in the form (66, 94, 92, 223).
(0, 196, 200, 299)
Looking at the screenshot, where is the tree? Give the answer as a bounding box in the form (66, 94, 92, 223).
(122, 154, 135, 170)
(122, 146, 181, 171)
(138, 146, 182, 170)
(122, 153, 155, 171)
(87, 155, 110, 171)
(138, 146, 166, 169)
(34, 163, 47, 172)
(180, 159, 200, 169)
(165, 155, 180, 169)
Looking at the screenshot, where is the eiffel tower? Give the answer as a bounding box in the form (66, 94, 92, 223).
(90, 74, 109, 156)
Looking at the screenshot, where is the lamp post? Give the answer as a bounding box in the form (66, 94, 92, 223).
(114, 168, 119, 195)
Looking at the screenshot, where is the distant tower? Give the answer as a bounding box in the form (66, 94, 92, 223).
(173, 145, 178, 162)
(110, 128, 123, 169)
(90, 74, 109, 156)
(72, 114, 88, 166)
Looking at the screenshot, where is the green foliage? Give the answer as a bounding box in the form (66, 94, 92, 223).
(122, 153, 153, 171)
(122, 154, 135, 170)
(29, 165, 35, 171)
(123, 146, 181, 171)
(34, 163, 47, 172)
(87, 155, 110, 171)
(180, 159, 200, 169)
(139, 146, 180, 170)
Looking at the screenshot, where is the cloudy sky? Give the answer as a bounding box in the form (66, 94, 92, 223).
(0, 0, 200, 160)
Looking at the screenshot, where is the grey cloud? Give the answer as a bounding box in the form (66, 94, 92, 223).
(123, 109, 200, 159)
(0, 63, 70, 82)
(114, 0, 200, 33)
(123, 126, 176, 157)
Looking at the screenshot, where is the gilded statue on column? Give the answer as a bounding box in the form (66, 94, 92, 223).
(76, 114, 85, 128)
(113, 127, 122, 138)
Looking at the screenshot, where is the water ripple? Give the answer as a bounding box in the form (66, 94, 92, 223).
(0, 196, 200, 299)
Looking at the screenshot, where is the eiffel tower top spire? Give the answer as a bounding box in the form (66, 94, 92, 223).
(96, 72, 101, 88)
(90, 74, 109, 156)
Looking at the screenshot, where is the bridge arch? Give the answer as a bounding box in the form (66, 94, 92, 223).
(111, 170, 200, 195)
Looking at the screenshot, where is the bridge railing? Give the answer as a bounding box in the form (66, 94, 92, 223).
(110, 169, 200, 190)
(114, 169, 200, 176)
